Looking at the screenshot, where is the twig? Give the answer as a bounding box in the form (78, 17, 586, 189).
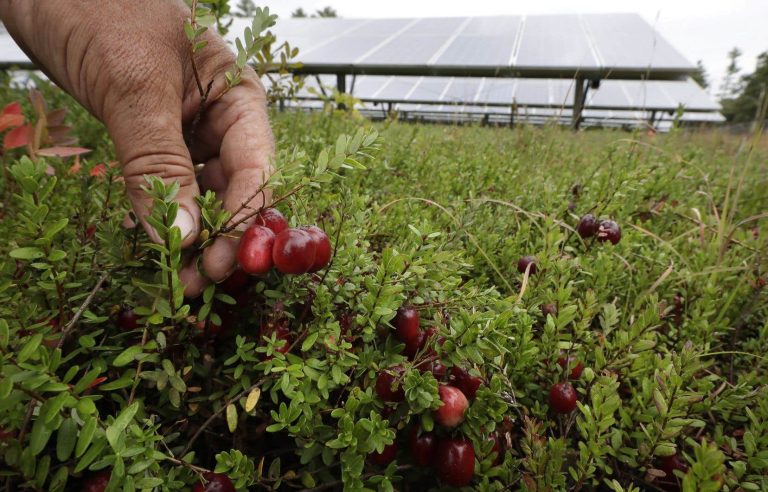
(56, 271, 110, 349)
(181, 379, 266, 456)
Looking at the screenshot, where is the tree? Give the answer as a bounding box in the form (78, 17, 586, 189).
(692, 60, 709, 89)
(721, 52, 768, 123)
(291, 8, 307, 18)
(233, 0, 257, 18)
(314, 7, 338, 18)
(718, 47, 742, 100)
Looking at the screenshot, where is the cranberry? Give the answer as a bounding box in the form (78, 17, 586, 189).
(408, 426, 436, 466)
(192, 472, 236, 492)
(577, 214, 599, 238)
(220, 268, 250, 296)
(237, 225, 276, 275)
(557, 355, 584, 379)
(393, 306, 420, 344)
(272, 228, 316, 274)
(301, 225, 332, 272)
(658, 453, 688, 479)
(82, 471, 111, 492)
(597, 220, 621, 245)
(517, 256, 538, 275)
(541, 303, 558, 318)
(85, 225, 97, 240)
(369, 442, 398, 466)
(375, 368, 405, 402)
(434, 437, 475, 487)
(549, 382, 578, 414)
(255, 208, 288, 235)
(434, 384, 469, 428)
(421, 359, 447, 380)
(117, 306, 139, 331)
(450, 366, 483, 400)
(403, 329, 427, 360)
(260, 321, 291, 355)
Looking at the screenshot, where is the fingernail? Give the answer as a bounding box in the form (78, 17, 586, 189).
(173, 208, 197, 242)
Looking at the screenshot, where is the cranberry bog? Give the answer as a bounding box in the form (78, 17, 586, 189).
(1, 81, 767, 492)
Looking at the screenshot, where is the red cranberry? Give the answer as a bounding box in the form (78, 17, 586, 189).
(301, 225, 332, 272)
(403, 329, 426, 360)
(658, 453, 688, 479)
(557, 355, 584, 379)
(549, 382, 578, 414)
(541, 303, 558, 318)
(117, 306, 139, 331)
(260, 321, 291, 355)
(237, 225, 276, 275)
(220, 268, 250, 296)
(192, 472, 235, 492)
(255, 208, 288, 235)
(450, 366, 483, 400)
(272, 228, 316, 274)
(393, 306, 420, 344)
(82, 471, 111, 492)
(597, 220, 621, 245)
(434, 385, 469, 428)
(421, 359, 447, 380)
(376, 368, 405, 402)
(408, 426, 437, 466)
(369, 442, 398, 466)
(517, 256, 538, 275)
(434, 437, 475, 487)
(577, 214, 599, 238)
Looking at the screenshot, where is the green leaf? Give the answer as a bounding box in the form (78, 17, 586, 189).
(18, 333, 43, 363)
(226, 403, 238, 432)
(106, 402, 140, 450)
(56, 418, 78, 461)
(29, 416, 54, 456)
(10, 247, 45, 260)
(75, 417, 98, 458)
(113, 346, 142, 367)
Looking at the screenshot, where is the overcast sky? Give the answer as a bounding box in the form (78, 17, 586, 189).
(265, 0, 767, 94)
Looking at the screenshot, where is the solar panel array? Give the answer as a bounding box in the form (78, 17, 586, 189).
(299, 76, 717, 111)
(253, 14, 694, 79)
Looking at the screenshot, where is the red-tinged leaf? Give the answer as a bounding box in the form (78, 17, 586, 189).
(90, 163, 107, 177)
(29, 89, 47, 118)
(46, 108, 67, 126)
(0, 113, 24, 133)
(37, 146, 92, 158)
(2, 102, 22, 116)
(88, 377, 108, 389)
(47, 125, 73, 140)
(3, 124, 30, 150)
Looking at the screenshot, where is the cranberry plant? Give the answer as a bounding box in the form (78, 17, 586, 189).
(1, 39, 768, 492)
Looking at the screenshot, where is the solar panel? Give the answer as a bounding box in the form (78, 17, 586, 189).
(515, 15, 599, 70)
(3, 14, 696, 79)
(581, 14, 692, 72)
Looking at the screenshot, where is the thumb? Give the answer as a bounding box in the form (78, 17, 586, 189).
(110, 108, 201, 248)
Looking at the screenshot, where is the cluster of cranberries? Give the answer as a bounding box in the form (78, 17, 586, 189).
(369, 306, 496, 487)
(576, 213, 622, 245)
(237, 208, 332, 275)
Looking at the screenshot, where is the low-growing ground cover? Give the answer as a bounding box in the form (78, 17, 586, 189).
(0, 81, 767, 491)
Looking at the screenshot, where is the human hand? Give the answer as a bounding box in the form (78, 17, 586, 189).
(0, 0, 275, 296)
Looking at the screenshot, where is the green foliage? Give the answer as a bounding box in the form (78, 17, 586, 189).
(1, 79, 767, 491)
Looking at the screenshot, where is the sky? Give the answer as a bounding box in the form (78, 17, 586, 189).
(265, 0, 767, 95)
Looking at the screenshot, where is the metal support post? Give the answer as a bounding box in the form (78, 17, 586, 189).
(336, 73, 346, 110)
